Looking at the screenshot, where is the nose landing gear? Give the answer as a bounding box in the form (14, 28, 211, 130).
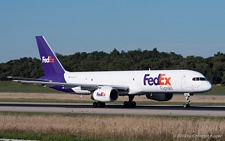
(183, 93, 192, 108)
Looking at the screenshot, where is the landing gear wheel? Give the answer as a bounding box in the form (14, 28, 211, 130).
(124, 101, 128, 107)
(183, 103, 190, 108)
(93, 102, 106, 108)
(93, 102, 97, 108)
(97, 102, 101, 107)
(128, 102, 132, 107)
(100, 102, 105, 108)
(124, 101, 136, 108)
(131, 101, 136, 107)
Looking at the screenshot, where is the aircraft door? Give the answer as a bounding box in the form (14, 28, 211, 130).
(181, 74, 186, 85)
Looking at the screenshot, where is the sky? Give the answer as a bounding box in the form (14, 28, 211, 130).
(0, 0, 225, 63)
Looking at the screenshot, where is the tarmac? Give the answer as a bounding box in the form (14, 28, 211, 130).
(0, 102, 224, 116)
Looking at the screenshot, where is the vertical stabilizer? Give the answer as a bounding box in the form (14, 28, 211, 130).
(36, 36, 65, 76)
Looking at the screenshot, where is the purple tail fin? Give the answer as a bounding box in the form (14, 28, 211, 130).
(36, 36, 65, 76)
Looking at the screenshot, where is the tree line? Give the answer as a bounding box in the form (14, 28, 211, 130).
(0, 48, 225, 85)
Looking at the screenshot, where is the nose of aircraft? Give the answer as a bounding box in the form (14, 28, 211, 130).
(205, 81, 212, 92)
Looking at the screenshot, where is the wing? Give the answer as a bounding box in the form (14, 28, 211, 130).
(8, 76, 129, 93)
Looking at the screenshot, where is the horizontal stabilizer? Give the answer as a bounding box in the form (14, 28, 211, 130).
(7, 76, 49, 82)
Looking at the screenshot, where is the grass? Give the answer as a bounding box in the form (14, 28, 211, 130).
(0, 131, 109, 141)
(0, 112, 224, 141)
(205, 85, 225, 95)
(0, 81, 60, 93)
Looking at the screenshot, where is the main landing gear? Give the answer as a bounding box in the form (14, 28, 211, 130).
(124, 95, 136, 108)
(183, 93, 192, 108)
(93, 102, 105, 108)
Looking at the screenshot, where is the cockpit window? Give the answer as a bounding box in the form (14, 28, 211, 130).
(200, 77, 206, 81)
(192, 77, 206, 81)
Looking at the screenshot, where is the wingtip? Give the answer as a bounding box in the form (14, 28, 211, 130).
(7, 76, 12, 79)
(12, 80, 20, 82)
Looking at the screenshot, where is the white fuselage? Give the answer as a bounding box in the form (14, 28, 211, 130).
(64, 70, 212, 95)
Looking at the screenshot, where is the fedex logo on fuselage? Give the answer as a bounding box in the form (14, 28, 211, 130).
(42, 56, 54, 63)
(144, 74, 171, 86)
(97, 92, 106, 97)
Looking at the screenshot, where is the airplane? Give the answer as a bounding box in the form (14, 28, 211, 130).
(9, 36, 212, 108)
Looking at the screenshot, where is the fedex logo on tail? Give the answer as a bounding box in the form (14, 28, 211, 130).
(42, 56, 54, 63)
(144, 74, 171, 86)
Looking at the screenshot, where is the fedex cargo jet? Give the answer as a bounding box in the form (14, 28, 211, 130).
(10, 36, 212, 108)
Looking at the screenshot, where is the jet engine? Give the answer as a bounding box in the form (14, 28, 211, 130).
(146, 93, 173, 101)
(91, 86, 119, 102)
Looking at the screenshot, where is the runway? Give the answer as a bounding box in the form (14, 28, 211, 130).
(0, 102, 225, 116)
